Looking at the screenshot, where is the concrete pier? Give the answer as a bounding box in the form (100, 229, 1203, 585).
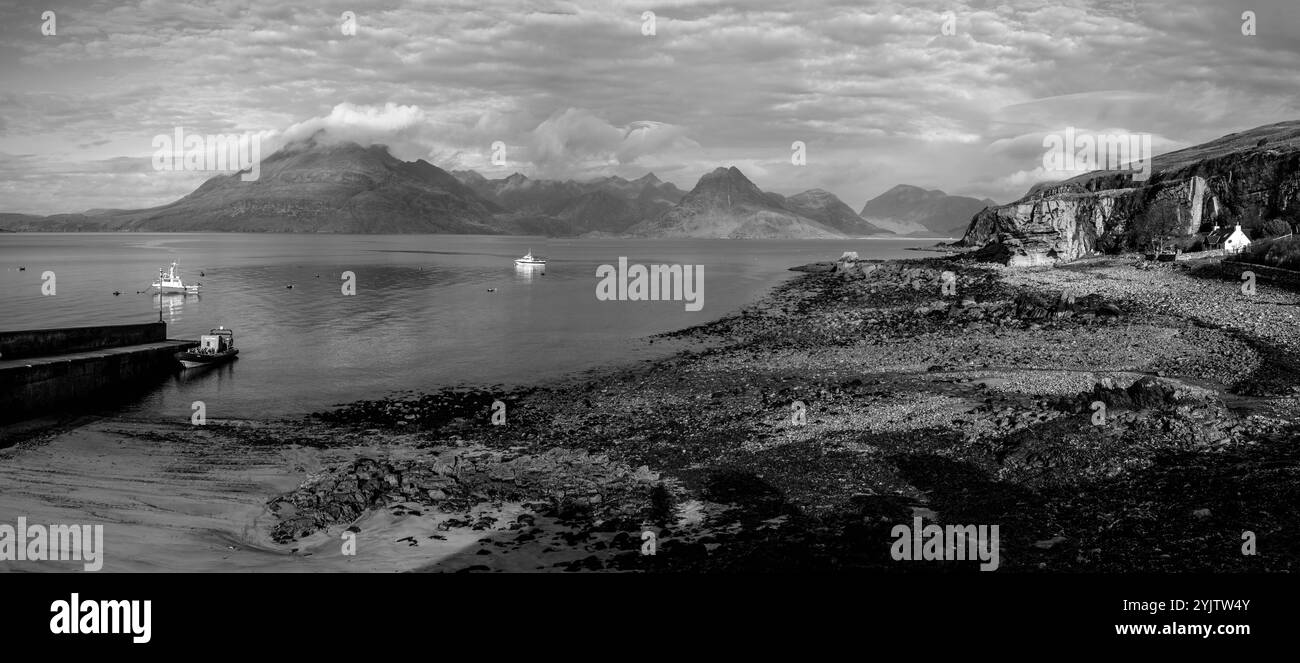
(0, 322, 197, 422)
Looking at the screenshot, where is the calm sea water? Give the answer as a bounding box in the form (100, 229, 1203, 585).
(0, 233, 934, 419)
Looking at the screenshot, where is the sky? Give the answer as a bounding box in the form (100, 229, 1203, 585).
(1, 0, 1299, 215)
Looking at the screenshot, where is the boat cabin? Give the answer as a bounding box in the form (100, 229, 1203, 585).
(197, 327, 234, 355)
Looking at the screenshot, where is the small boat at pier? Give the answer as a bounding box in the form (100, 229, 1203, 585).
(152, 261, 201, 294)
(176, 327, 238, 368)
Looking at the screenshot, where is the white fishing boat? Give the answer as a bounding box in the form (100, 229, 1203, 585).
(152, 261, 201, 294)
(514, 250, 546, 266)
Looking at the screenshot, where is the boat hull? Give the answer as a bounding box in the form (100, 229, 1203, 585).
(177, 349, 238, 369)
(514, 260, 546, 266)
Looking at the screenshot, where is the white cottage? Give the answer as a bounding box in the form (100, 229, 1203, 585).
(1206, 224, 1251, 254)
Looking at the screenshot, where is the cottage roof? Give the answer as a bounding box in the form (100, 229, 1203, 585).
(1207, 227, 1233, 242)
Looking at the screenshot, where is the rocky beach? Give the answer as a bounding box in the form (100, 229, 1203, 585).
(5, 251, 1297, 572)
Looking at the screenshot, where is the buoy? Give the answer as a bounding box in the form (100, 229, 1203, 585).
(286, 284, 294, 289)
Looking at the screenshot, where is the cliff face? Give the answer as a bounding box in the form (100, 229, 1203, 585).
(961, 186, 1138, 266)
(959, 121, 1300, 266)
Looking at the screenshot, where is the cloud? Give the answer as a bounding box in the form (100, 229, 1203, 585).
(525, 110, 700, 175)
(528, 108, 625, 170)
(3, 0, 1300, 214)
(279, 102, 432, 160)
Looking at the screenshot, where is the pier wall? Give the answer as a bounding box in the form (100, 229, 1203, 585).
(0, 322, 166, 360)
(0, 323, 194, 424)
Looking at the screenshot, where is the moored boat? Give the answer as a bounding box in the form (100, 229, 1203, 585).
(514, 250, 546, 266)
(152, 261, 201, 294)
(176, 327, 238, 368)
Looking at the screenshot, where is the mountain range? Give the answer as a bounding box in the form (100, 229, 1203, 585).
(0, 135, 993, 239)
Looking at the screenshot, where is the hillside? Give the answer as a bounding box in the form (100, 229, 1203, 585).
(859, 185, 996, 237)
(783, 189, 892, 236)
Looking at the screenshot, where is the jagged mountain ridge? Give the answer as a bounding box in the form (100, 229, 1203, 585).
(626, 166, 846, 239)
(451, 170, 686, 235)
(1, 137, 1000, 239)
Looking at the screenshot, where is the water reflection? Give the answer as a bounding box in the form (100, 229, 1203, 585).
(172, 356, 237, 384)
(153, 292, 196, 324)
(514, 263, 545, 282)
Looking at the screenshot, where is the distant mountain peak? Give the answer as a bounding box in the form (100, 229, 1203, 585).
(794, 188, 835, 199)
(860, 183, 995, 237)
(702, 165, 746, 179)
(785, 188, 892, 237)
(696, 165, 758, 188)
(879, 183, 945, 197)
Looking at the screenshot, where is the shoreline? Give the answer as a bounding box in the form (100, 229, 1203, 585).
(3, 252, 1299, 572)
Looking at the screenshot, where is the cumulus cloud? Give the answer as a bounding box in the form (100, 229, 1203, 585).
(525, 109, 700, 176)
(279, 102, 433, 160)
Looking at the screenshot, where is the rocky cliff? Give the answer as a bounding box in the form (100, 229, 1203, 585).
(960, 121, 1300, 266)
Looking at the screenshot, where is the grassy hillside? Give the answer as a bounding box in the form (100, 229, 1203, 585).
(1237, 235, 1300, 271)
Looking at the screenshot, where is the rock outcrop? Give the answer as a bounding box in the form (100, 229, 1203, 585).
(959, 121, 1300, 266)
(268, 448, 670, 543)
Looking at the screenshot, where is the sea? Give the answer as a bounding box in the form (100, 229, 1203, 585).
(0, 233, 937, 419)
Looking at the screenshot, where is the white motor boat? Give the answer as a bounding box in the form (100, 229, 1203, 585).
(514, 250, 547, 266)
(152, 261, 201, 294)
